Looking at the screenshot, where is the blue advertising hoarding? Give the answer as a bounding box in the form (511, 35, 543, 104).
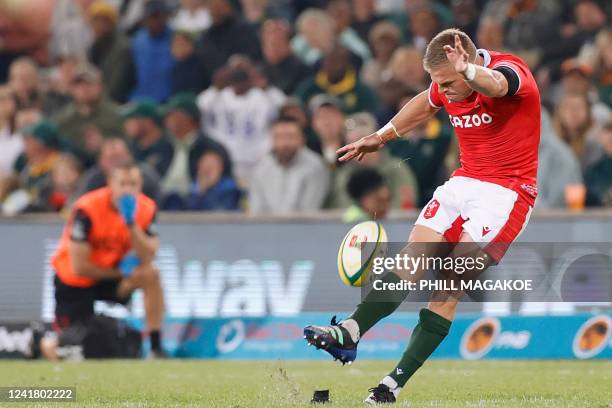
(129, 313, 612, 360)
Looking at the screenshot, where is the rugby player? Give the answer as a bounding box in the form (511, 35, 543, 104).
(304, 28, 540, 404)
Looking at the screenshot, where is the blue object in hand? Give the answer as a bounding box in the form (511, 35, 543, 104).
(119, 253, 140, 277)
(118, 194, 137, 226)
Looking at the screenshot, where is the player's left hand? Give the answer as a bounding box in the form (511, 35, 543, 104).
(444, 34, 470, 75)
(118, 194, 137, 226)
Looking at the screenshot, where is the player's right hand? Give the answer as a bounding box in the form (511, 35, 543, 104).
(118, 253, 140, 278)
(336, 134, 383, 162)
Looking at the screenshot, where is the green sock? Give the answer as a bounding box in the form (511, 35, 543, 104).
(389, 308, 452, 387)
(349, 272, 409, 334)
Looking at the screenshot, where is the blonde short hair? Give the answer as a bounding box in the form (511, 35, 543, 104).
(423, 28, 477, 72)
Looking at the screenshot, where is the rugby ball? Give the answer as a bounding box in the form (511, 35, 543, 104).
(337, 221, 388, 287)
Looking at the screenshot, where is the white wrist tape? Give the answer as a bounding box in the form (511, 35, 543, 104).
(463, 63, 476, 81)
(376, 121, 400, 143)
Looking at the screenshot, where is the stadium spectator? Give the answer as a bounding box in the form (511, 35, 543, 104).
(328, 112, 418, 209)
(551, 59, 611, 125)
(553, 92, 603, 170)
(291, 8, 371, 66)
(0, 87, 23, 177)
(536, 0, 607, 71)
(196, 0, 261, 83)
(122, 100, 174, 178)
(44, 55, 79, 116)
(481, 0, 560, 54)
(184, 150, 242, 211)
(388, 47, 427, 90)
(171, 0, 212, 34)
(390, 0, 452, 44)
(87, 0, 136, 104)
(537, 109, 583, 209)
(326, 0, 372, 62)
(52, 63, 123, 166)
(343, 167, 390, 222)
(14, 107, 44, 130)
(171, 31, 210, 95)
(406, 4, 443, 51)
(451, 0, 480, 40)
(261, 19, 310, 95)
(476, 17, 506, 52)
(351, 0, 383, 42)
(48, 0, 93, 62)
(361, 21, 402, 88)
(197, 56, 285, 184)
(585, 120, 612, 206)
(279, 98, 321, 155)
(1, 120, 63, 215)
(37, 154, 83, 212)
(310, 94, 346, 166)
(8, 57, 44, 110)
(292, 9, 353, 66)
(250, 117, 330, 214)
(593, 29, 612, 109)
(240, 0, 268, 25)
(73, 137, 161, 203)
(130, 0, 175, 103)
(296, 45, 380, 114)
(160, 93, 231, 200)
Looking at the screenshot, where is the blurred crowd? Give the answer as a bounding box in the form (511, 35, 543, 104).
(0, 0, 611, 220)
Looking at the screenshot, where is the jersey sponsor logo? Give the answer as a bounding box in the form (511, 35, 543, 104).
(423, 199, 440, 219)
(448, 113, 493, 129)
(482, 226, 491, 236)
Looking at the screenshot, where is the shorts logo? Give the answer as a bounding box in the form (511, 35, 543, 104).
(520, 184, 538, 198)
(424, 199, 440, 219)
(482, 226, 491, 236)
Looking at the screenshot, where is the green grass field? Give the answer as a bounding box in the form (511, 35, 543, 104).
(0, 360, 610, 407)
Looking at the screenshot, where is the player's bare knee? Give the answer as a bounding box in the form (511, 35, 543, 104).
(427, 298, 458, 320)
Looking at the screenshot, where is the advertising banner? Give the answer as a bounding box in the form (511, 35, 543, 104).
(127, 313, 612, 360)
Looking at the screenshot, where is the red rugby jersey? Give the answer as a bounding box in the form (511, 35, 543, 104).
(428, 49, 541, 204)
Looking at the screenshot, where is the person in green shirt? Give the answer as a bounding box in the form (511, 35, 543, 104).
(329, 112, 419, 209)
(122, 100, 174, 178)
(52, 63, 123, 167)
(295, 45, 381, 114)
(343, 168, 390, 223)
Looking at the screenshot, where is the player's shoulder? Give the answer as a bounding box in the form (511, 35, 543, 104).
(486, 50, 531, 73)
(137, 193, 157, 215)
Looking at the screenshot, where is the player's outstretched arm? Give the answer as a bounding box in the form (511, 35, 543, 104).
(444, 34, 508, 98)
(337, 90, 437, 162)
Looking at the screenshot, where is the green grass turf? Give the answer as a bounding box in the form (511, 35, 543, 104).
(0, 360, 610, 407)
